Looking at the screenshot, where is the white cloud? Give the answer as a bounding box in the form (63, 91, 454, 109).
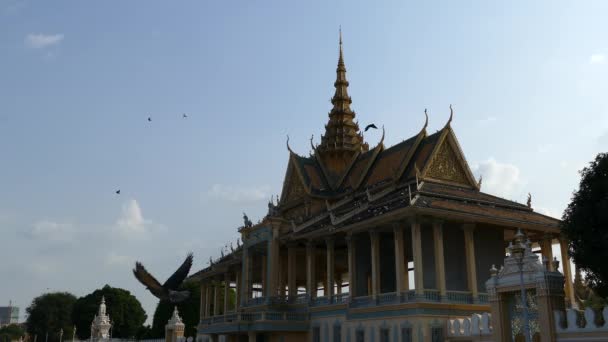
(114, 199, 155, 237)
(207, 184, 271, 202)
(472, 158, 524, 199)
(25, 33, 64, 49)
(29, 220, 75, 243)
(590, 53, 606, 65)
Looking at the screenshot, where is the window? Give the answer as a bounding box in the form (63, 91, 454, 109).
(431, 327, 443, 342)
(380, 328, 390, 342)
(402, 327, 412, 342)
(313, 327, 320, 342)
(356, 330, 365, 342)
(333, 325, 342, 342)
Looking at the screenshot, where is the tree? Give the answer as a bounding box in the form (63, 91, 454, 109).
(0, 324, 25, 341)
(26, 292, 77, 342)
(562, 152, 608, 297)
(71, 285, 147, 339)
(151, 281, 202, 338)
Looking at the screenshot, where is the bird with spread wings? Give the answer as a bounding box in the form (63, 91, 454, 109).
(133, 253, 193, 303)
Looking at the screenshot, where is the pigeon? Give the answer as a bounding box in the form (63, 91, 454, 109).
(115, 190, 121, 195)
(182, 113, 188, 118)
(133, 253, 193, 303)
(364, 123, 378, 132)
(148, 117, 152, 122)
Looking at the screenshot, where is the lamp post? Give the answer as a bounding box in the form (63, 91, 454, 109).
(509, 229, 531, 342)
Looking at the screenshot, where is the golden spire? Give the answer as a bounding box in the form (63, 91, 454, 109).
(318, 28, 368, 155)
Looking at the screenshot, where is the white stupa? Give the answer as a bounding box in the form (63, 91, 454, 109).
(90, 296, 111, 340)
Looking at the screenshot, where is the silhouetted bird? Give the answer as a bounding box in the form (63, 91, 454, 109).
(182, 113, 188, 118)
(364, 123, 378, 132)
(147, 117, 152, 122)
(133, 253, 193, 303)
(115, 190, 121, 195)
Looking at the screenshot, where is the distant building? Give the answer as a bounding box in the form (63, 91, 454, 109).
(90, 297, 111, 340)
(0, 302, 19, 327)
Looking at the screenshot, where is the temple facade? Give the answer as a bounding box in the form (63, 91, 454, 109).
(192, 35, 572, 342)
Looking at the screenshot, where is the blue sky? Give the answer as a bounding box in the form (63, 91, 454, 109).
(1, 0, 607, 324)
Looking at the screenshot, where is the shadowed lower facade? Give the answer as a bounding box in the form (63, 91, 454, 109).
(189, 35, 572, 342)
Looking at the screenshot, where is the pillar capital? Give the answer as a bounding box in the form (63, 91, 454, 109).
(369, 230, 379, 240)
(462, 223, 476, 232)
(432, 218, 445, 226)
(325, 236, 335, 247)
(345, 232, 356, 244)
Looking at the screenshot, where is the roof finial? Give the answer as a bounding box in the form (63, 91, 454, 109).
(447, 104, 454, 126)
(286, 135, 295, 154)
(423, 108, 429, 131)
(310, 134, 315, 151)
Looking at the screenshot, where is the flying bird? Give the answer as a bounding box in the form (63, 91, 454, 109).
(115, 190, 121, 195)
(147, 117, 152, 122)
(182, 113, 188, 118)
(364, 123, 378, 132)
(133, 253, 193, 303)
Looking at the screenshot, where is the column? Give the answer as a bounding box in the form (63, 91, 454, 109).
(199, 282, 207, 320)
(411, 220, 424, 295)
(204, 282, 211, 317)
(306, 241, 317, 299)
(213, 279, 220, 316)
(540, 234, 554, 271)
(463, 224, 479, 301)
(240, 247, 250, 307)
(393, 225, 407, 293)
(559, 238, 575, 307)
(326, 237, 335, 299)
(235, 270, 241, 310)
(433, 220, 447, 298)
(223, 273, 230, 314)
(267, 227, 280, 298)
(248, 331, 256, 342)
(346, 234, 357, 297)
(336, 273, 342, 295)
(261, 255, 268, 297)
(287, 243, 297, 300)
(369, 230, 380, 298)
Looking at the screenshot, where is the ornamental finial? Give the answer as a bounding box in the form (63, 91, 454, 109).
(447, 104, 454, 126)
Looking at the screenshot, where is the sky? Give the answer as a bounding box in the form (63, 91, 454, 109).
(1, 0, 607, 324)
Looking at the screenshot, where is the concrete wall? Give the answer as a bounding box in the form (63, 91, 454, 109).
(443, 223, 468, 291)
(380, 232, 396, 293)
(354, 234, 371, 297)
(473, 226, 504, 292)
(421, 224, 437, 290)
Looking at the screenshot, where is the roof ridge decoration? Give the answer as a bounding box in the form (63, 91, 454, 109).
(419, 106, 479, 190)
(392, 109, 429, 182)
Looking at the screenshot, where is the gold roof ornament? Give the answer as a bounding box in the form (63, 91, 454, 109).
(317, 28, 368, 156)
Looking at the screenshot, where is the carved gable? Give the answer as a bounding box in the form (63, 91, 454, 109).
(282, 164, 306, 204)
(425, 139, 469, 185)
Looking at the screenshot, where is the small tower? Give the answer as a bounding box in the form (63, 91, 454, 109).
(90, 296, 111, 340)
(315, 29, 369, 176)
(165, 307, 185, 342)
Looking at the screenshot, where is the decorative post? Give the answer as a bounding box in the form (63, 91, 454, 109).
(287, 243, 297, 301)
(223, 273, 230, 314)
(326, 237, 335, 300)
(433, 220, 447, 299)
(369, 230, 381, 299)
(306, 240, 317, 300)
(346, 234, 357, 298)
(463, 223, 479, 302)
(411, 219, 424, 296)
(165, 307, 185, 342)
(510, 230, 532, 342)
(393, 224, 407, 294)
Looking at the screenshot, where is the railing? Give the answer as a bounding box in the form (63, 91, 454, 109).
(350, 295, 374, 308)
(477, 293, 488, 303)
(246, 297, 266, 306)
(335, 292, 350, 304)
(378, 292, 398, 304)
(446, 290, 473, 304)
(423, 289, 440, 301)
(311, 296, 330, 306)
(199, 311, 309, 326)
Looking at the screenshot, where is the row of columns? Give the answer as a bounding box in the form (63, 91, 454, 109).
(227, 221, 575, 310)
(200, 271, 241, 319)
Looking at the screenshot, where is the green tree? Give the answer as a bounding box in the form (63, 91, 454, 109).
(562, 152, 608, 297)
(151, 281, 203, 338)
(71, 285, 147, 339)
(0, 324, 25, 341)
(26, 292, 77, 342)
